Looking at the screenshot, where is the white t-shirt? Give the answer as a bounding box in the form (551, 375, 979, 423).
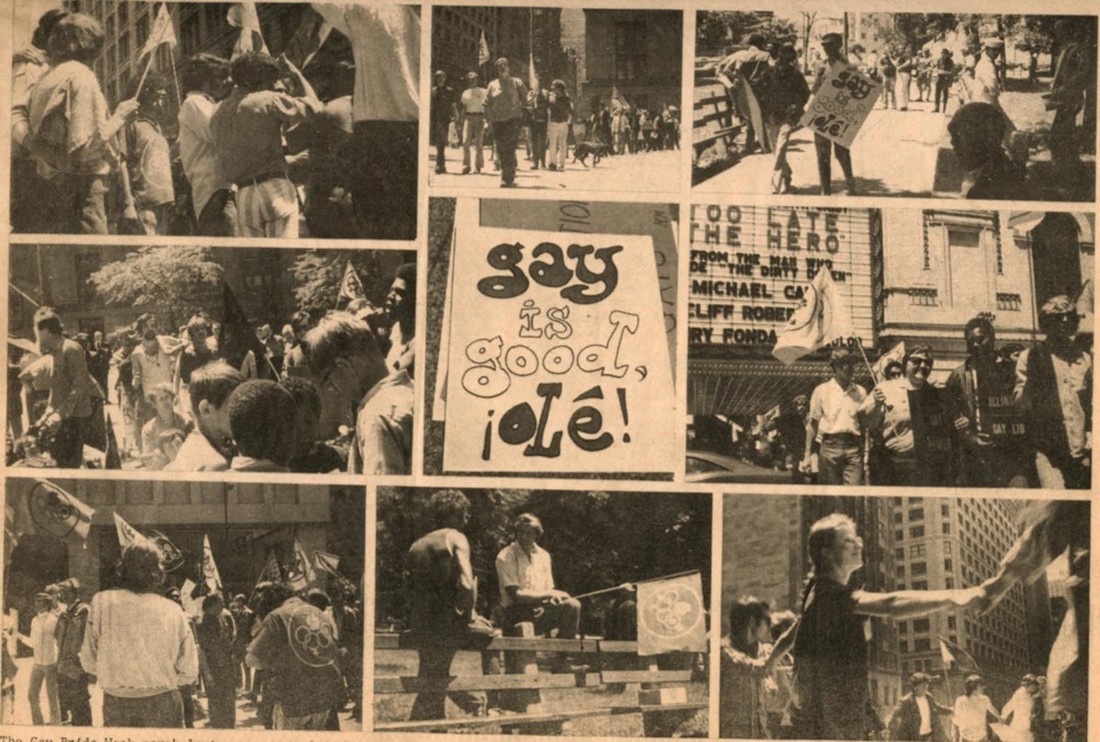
(461, 87, 487, 114)
(954, 693, 996, 741)
(178, 92, 232, 218)
(495, 542, 554, 608)
(809, 378, 867, 436)
(916, 694, 932, 735)
(30, 611, 59, 666)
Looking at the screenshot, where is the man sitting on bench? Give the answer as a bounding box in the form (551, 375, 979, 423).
(495, 513, 585, 673)
(406, 490, 496, 721)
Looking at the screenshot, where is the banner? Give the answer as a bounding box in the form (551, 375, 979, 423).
(202, 534, 222, 594)
(139, 3, 177, 58)
(9, 480, 94, 543)
(772, 268, 854, 364)
(798, 64, 881, 148)
(254, 549, 284, 595)
(478, 30, 490, 66)
(314, 551, 341, 577)
(227, 2, 268, 59)
(285, 538, 316, 591)
(338, 260, 366, 303)
(871, 341, 906, 382)
(636, 572, 707, 656)
(443, 218, 675, 473)
(147, 529, 184, 573)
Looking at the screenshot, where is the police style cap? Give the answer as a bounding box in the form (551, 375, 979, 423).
(982, 37, 1005, 49)
(1039, 294, 1076, 318)
(829, 348, 857, 365)
(821, 32, 843, 44)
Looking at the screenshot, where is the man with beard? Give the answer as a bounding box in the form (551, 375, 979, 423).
(861, 345, 958, 486)
(55, 578, 92, 726)
(1014, 296, 1092, 489)
(304, 312, 413, 474)
(385, 263, 416, 377)
(947, 316, 1031, 487)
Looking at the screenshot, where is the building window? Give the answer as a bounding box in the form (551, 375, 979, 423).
(899, 640, 908, 653)
(908, 508, 924, 521)
(948, 228, 981, 249)
(946, 578, 954, 588)
(898, 622, 908, 634)
(997, 293, 1023, 311)
(910, 544, 926, 558)
(910, 525, 925, 538)
(118, 2, 128, 25)
(614, 21, 647, 81)
(912, 580, 928, 590)
(895, 548, 904, 560)
(941, 504, 949, 516)
(896, 565, 905, 578)
(913, 618, 930, 632)
(908, 288, 937, 306)
(942, 522, 951, 534)
(911, 562, 927, 576)
(944, 559, 953, 572)
(895, 530, 904, 542)
(947, 616, 956, 629)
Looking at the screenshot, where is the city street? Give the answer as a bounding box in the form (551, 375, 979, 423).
(5, 655, 362, 730)
(429, 145, 683, 192)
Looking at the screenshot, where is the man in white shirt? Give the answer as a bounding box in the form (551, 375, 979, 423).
(804, 349, 868, 485)
(304, 312, 413, 474)
(953, 674, 1002, 742)
(494, 514, 581, 672)
(178, 53, 236, 236)
(1001, 674, 1040, 742)
(131, 328, 176, 452)
(459, 72, 488, 174)
(20, 592, 60, 725)
(80, 541, 199, 728)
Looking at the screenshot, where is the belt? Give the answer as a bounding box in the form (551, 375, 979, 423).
(234, 171, 289, 189)
(464, 110, 484, 115)
(821, 433, 860, 443)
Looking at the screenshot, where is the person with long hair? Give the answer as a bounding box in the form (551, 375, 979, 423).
(790, 514, 986, 740)
(79, 541, 199, 727)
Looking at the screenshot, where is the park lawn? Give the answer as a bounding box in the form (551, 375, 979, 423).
(374, 648, 708, 736)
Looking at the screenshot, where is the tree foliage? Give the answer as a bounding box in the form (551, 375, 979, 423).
(375, 488, 711, 632)
(290, 249, 394, 316)
(697, 11, 797, 56)
(87, 246, 223, 330)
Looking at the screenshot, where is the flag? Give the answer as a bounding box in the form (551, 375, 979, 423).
(227, 2, 268, 60)
(252, 549, 284, 600)
(220, 282, 265, 372)
(939, 638, 956, 666)
(139, 3, 177, 58)
(147, 529, 184, 572)
(113, 512, 144, 550)
(6, 480, 95, 561)
(202, 535, 222, 594)
(104, 413, 122, 470)
(284, 7, 332, 69)
(871, 341, 906, 382)
(528, 49, 538, 90)
(636, 572, 707, 656)
(180, 578, 204, 618)
(478, 30, 490, 66)
(772, 268, 854, 365)
(314, 551, 341, 577)
(337, 260, 366, 304)
(284, 538, 316, 591)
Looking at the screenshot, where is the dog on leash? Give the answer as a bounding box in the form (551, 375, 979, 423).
(572, 140, 611, 167)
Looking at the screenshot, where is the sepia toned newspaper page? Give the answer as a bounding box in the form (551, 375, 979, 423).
(0, 0, 1095, 741)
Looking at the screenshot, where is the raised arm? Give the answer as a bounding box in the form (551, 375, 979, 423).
(853, 586, 984, 619)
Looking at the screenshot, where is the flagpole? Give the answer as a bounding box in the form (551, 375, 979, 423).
(135, 52, 158, 100)
(571, 569, 700, 600)
(855, 336, 879, 385)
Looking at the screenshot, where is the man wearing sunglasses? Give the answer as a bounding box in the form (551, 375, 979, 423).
(861, 345, 958, 486)
(1014, 295, 1092, 489)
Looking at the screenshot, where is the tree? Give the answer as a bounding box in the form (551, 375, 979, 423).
(88, 246, 223, 330)
(289, 250, 393, 317)
(697, 11, 797, 56)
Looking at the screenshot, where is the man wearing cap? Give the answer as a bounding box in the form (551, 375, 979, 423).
(804, 349, 868, 485)
(20, 591, 60, 725)
(948, 102, 1027, 199)
(810, 33, 858, 195)
(459, 72, 487, 174)
(485, 57, 528, 187)
(972, 39, 1005, 108)
(495, 514, 582, 672)
(55, 578, 92, 726)
(887, 672, 952, 742)
(132, 325, 176, 452)
(430, 70, 457, 174)
(1014, 295, 1092, 489)
(547, 79, 573, 171)
(947, 316, 1032, 488)
(1001, 674, 1041, 742)
(862, 345, 959, 486)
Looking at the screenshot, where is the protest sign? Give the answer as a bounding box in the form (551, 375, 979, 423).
(799, 64, 881, 148)
(442, 221, 675, 474)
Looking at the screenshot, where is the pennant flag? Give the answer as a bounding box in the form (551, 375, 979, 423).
(284, 537, 316, 591)
(104, 413, 122, 470)
(258, 549, 283, 585)
(113, 512, 144, 550)
(636, 572, 707, 656)
(314, 551, 341, 577)
(227, 2, 268, 60)
(338, 260, 366, 304)
(871, 341, 906, 382)
(6, 481, 95, 557)
(284, 8, 333, 70)
(139, 3, 177, 58)
(772, 268, 854, 365)
(180, 578, 204, 617)
(148, 529, 185, 573)
(528, 50, 538, 90)
(220, 281, 265, 373)
(939, 638, 956, 667)
(478, 30, 491, 67)
(202, 535, 223, 594)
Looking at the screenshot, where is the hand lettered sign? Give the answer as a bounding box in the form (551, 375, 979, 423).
(799, 64, 881, 148)
(443, 225, 675, 474)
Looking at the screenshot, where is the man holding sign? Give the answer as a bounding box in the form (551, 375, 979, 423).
(803, 32, 873, 196)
